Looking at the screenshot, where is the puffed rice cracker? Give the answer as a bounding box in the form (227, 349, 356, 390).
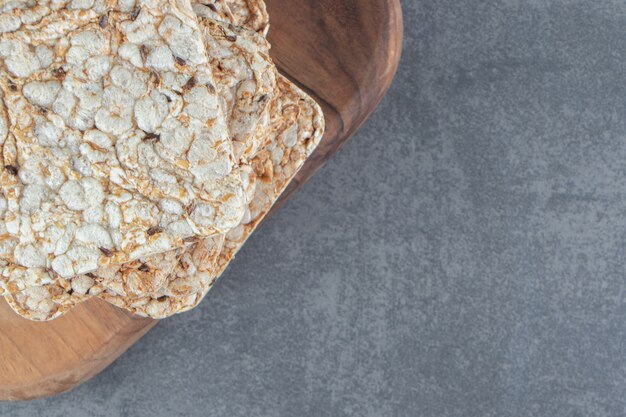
(5, 14, 276, 301)
(6, 75, 324, 319)
(226, 0, 269, 36)
(102, 76, 324, 318)
(0, 0, 246, 293)
(3, 4, 275, 314)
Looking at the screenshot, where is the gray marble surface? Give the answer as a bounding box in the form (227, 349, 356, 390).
(3, 1, 626, 416)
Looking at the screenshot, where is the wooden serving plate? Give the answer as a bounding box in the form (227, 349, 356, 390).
(0, 0, 403, 401)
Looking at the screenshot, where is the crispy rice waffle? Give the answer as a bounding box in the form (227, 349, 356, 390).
(7, 76, 323, 320)
(226, 0, 269, 35)
(0, 0, 247, 293)
(3, 14, 277, 298)
(2, 0, 325, 320)
(6, 0, 272, 294)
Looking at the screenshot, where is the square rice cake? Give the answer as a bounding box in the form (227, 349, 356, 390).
(0, 0, 247, 293)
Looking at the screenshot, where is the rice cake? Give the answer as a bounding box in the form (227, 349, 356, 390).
(3, 14, 277, 300)
(0, 0, 246, 293)
(4, 0, 326, 320)
(3, 0, 272, 317)
(6, 75, 324, 319)
(66, 9, 277, 301)
(84, 12, 278, 301)
(2, 8, 276, 309)
(191, 1, 235, 23)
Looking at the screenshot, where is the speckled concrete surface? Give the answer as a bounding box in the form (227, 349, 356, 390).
(3, 1, 626, 416)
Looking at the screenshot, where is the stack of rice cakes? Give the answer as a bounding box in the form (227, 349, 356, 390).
(0, 0, 324, 320)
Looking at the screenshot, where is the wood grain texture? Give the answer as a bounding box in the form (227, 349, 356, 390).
(0, 0, 403, 401)
(0, 299, 156, 401)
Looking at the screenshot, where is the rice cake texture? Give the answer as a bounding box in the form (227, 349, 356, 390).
(4, 0, 326, 320)
(3, 13, 277, 303)
(6, 75, 324, 320)
(0, 0, 247, 294)
(68, 6, 277, 302)
(106, 76, 325, 318)
(191, 1, 235, 23)
(2, 0, 265, 315)
(84, 2, 277, 302)
(191, 0, 269, 35)
(226, 0, 269, 35)
(3, 0, 273, 316)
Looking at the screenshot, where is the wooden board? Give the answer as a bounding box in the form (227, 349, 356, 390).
(0, 0, 403, 401)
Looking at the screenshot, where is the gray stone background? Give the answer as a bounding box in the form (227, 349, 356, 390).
(3, 0, 626, 416)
